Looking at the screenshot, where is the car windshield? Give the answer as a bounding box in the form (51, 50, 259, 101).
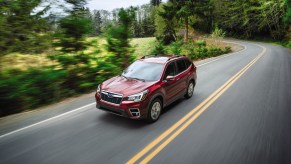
(122, 61, 164, 82)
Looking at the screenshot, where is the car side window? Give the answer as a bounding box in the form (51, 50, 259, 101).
(176, 59, 187, 74)
(163, 62, 176, 80)
(184, 59, 192, 68)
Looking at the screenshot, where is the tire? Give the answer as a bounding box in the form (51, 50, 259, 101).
(185, 80, 194, 99)
(146, 98, 162, 123)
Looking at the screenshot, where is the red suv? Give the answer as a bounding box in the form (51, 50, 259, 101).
(95, 55, 197, 122)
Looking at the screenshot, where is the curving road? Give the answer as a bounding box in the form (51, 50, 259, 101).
(0, 40, 290, 164)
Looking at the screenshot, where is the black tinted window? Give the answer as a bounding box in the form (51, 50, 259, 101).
(163, 62, 176, 80)
(184, 59, 192, 68)
(176, 59, 187, 73)
(122, 61, 164, 81)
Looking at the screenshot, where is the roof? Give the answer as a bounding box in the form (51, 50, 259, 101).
(139, 55, 186, 64)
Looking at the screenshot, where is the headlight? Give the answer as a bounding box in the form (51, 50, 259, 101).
(127, 90, 148, 102)
(97, 84, 101, 93)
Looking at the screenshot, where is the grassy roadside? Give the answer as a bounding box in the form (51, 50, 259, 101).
(270, 40, 291, 49)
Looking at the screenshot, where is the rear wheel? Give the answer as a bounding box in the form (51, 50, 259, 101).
(185, 81, 194, 99)
(146, 98, 162, 123)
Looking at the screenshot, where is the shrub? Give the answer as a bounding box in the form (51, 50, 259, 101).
(195, 40, 206, 48)
(184, 43, 197, 59)
(224, 46, 232, 53)
(169, 40, 183, 54)
(151, 42, 167, 54)
(0, 69, 67, 116)
(211, 26, 226, 38)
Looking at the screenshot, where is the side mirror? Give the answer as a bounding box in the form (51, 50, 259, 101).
(166, 76, 175, 82)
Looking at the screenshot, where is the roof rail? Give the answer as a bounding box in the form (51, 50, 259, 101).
(167, 54, 185, 61)
(141, 54, 159, 59)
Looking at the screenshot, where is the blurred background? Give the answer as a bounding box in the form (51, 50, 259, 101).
(0, 0, 290, 117)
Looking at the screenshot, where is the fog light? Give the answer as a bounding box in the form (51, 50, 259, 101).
(129, 108, 140, 117)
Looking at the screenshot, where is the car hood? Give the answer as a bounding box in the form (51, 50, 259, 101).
(101, 76, 156, 96)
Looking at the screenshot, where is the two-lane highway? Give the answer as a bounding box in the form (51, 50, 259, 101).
(0, 41, 290, 164)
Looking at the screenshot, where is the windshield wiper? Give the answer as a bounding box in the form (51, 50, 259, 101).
(120, 74, 128, 79)
(129, 77, 145, 82)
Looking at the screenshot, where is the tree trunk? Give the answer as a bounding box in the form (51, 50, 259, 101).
(184, 16, 188, 42)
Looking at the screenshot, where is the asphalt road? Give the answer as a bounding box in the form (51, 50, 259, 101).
(0, 40, 290, 164)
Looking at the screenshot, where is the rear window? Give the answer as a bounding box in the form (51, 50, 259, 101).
(176, 59, 187, 74)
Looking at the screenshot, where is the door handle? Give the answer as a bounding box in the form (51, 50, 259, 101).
(176, 78, 180, 81)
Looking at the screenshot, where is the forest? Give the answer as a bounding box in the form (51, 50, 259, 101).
(0, 0, 290, 116)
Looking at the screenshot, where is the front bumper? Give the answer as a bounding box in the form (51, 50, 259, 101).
(95, 93, 148, 119)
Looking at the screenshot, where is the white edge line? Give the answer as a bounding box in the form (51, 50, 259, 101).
(196, 41, 247, 67)
(0, 41, 248, 139)
(0, 102, 96, 139)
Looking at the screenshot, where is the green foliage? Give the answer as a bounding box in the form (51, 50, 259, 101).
(49, 43, 100, 92)
(195, 40, 206, 48)
(151, 42, 167, 54)
(0, 37, 124, 116)
(0, 0, 51, 55)
(156, 3, 178, 44)
(156, 0, 214, 43)
(92, 10, 102, 35)
(211, 26, 226, 38)
(155, 0, 288, 40)
(151, 0, 162, 6)
(284, 0, 291, 24)
(169, 0, 196, 42)
(212, 0, 287, 39)
(183, 40, 230, 60)
(55, 7, 92, 52)
(105, 8, 136, 70)
(132, 4, 156, 38)
(189, 0, 214, 33)
(224, 46, 232, 53)
(0, 68, 67, 116)
(0, 59, 120, 117)
(169, 40, 183, 54)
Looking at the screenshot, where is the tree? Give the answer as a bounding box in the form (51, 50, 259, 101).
(189, 0, 214, 33)
(156, 2, 178, 44)
(138, 4, 156, 37)
(56, 0, 92, 52)
(284, 0, 291, 25)
(99, 10, 111, 32)
(212, 0, 287, 39)
(92, 10, 102, 35)
(169, 0, 196, 42)
(259, 0, 287, 39)
(151, 0, 162, 6)
(0, 0, 51, 55)
(105, 8, 136, 70)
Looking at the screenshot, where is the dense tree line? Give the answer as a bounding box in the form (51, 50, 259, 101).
(89, 4, 156, 38)
(0, 0, 289, 55)
(212, 0, 288, 39)
(156, 0, 289, 44)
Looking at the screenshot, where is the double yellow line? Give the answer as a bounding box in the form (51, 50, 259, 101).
(127, 44, 266, 164)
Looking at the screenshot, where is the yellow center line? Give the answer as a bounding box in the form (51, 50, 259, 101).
(127, 45, 266, 164)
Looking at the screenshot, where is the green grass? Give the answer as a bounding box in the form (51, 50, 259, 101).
(0, 36, 235, 71)
(0, 37, 157, 71)
(131, 37, 157, 57)
(274, 40, 291, 49)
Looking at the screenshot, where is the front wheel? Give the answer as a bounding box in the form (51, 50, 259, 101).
(185, 81, 194, 99)
(146, 98, 162, 123)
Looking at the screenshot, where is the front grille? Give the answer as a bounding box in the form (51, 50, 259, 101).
(101, 91, 123, 105)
